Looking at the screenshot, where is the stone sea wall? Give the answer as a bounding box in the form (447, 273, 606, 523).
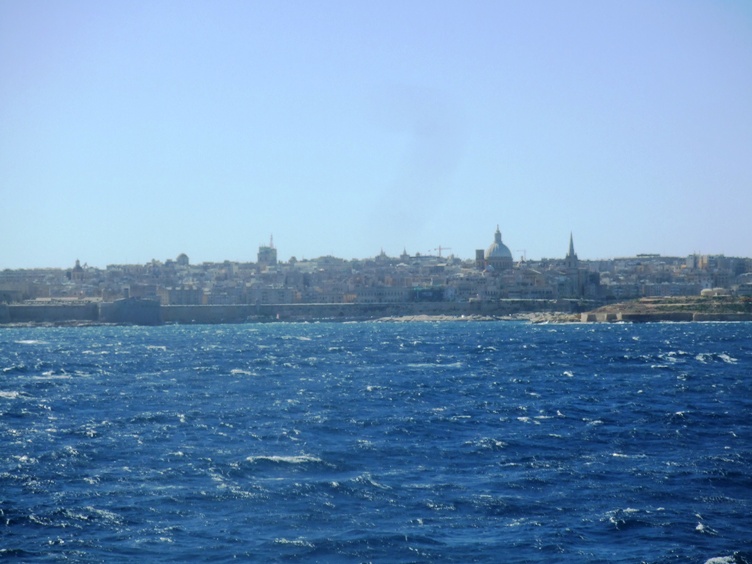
(163, 299, 584, 323)
(581, 311, 752, 322)
(5, 303, 99, 323)
(1, 298, 586, 325)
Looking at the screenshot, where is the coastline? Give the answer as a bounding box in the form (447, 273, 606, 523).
(0, 299, 587, 327)
(373, 312, 580, 323)
(3, 296, 751, 327)
(580, 296, 752, 323)
(0, 311, 582, 328)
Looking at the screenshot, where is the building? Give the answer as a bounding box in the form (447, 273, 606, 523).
(68, 260, 85, 282)
(564, 233, 578, 270)
(257, 236, 278, 268)
(482, 226, 513, 271)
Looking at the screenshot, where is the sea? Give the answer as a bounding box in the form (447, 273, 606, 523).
(1, 321, 750, 563)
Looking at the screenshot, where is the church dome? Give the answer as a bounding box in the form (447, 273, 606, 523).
(485, 226, 512, 261)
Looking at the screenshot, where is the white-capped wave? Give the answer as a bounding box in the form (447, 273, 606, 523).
(406, 360, 463, 369)
(246, 454, 323, 464)
(696, 521, 718, 535)
(696, 352, 738, 364)
(604, 507, 640, 529)
(273, 537, 314, 548)
(84, 506, 123, 524)
(662, 350, 690, 363)
(0, 391, 21, 399)
(465, 437, 507, 450)
(354, 472, 391, 490)
(31, 374, 72, 380)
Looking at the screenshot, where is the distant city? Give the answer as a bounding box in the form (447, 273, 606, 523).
(3, 227, 751, 311)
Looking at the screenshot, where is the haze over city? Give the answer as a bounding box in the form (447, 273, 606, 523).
(2, 1, 751, 269)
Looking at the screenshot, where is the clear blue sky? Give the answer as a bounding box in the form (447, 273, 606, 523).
(2, 1, 751, 268)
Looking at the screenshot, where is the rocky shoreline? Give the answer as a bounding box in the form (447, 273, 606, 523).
(374, 312, 580, 323)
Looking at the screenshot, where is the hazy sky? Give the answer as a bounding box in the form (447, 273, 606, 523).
(2, 1, 751, 268)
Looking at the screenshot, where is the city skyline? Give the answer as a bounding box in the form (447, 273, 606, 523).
(2, 1, 751, 269)
(4, 226, 751, 272)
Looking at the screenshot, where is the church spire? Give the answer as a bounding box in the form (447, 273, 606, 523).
(565, 232, 579, 269)
(568, 232, 575, 258)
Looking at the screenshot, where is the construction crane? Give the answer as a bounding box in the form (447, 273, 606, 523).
(516, 249, 527, 261)
(430, 246, 452, 258)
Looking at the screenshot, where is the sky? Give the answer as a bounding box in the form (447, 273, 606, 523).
(2, 1, 751, 268)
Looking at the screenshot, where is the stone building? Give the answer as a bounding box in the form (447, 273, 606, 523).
(257, 236, 277, 268)
(481, 226, 513, 271)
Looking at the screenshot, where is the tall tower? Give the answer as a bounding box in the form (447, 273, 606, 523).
(257, 235, 277, 267)
(565, 232, 579, 270)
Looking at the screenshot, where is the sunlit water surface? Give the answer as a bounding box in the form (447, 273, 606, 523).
(1, 322, 751, 562)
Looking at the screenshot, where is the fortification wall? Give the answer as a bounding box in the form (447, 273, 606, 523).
(1, 298, 583, 325)
(8, 304, 99, 323)
(162, 305, 257, 324)
(618, 312, 694, 322)
(581, 311, 752, 323)
(99, 299, 161, 325)
(692, 313, 752, 321)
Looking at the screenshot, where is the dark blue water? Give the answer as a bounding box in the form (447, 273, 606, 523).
(1, 321, 751, 562)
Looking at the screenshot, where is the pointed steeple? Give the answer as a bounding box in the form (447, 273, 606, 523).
(565, 232, 579, 269)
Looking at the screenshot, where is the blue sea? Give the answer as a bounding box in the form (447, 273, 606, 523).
(1, 321, 750, 562)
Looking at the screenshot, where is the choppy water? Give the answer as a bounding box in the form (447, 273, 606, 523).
(1, 321, 751, 562)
